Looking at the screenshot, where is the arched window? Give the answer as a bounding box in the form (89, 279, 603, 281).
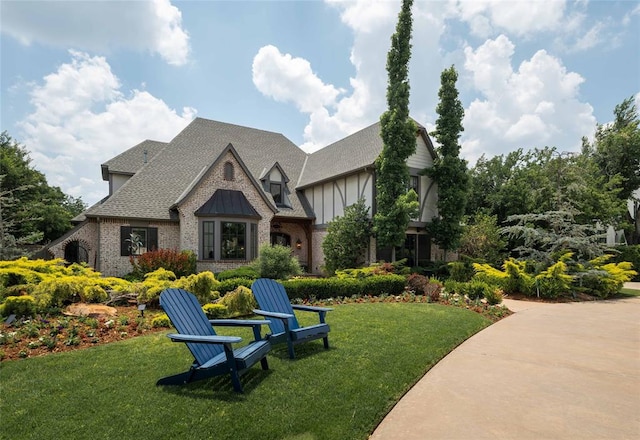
(64, 240, 89, 264)
(270, 232, 291, 247)
(224, 162, 234, 181)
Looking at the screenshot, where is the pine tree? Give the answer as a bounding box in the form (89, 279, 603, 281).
(374, 0, 418, 257)
(427, 66, 469, 256)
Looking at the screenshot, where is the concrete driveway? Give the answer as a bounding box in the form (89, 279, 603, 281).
(370, 293, 640, 439)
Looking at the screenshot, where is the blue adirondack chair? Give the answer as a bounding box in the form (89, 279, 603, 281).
(158, 288, 271, 393)
(251, 278, 332, 359)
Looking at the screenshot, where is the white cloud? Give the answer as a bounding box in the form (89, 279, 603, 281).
(0, 0, 190, 65)
(451, 0, 567, 38)
(461, 35, 596, 164)
(18, 51, 196, 205)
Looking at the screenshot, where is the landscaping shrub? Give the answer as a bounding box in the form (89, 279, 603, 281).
(406, 273, 429, 295)
(33, 277, 84, 307)
(612, 245, 640, 281)
(502, 259, 534, 295)
(448, 258, 476, 282)
(175, 271, 219, 304)
(484, 288, 504, 305)
(202, 303, 228, 319)
(533, 261, 573, 299)
(81, 285, 108, 303)
(216, 266, 259, 281)
(150, 313, 171, 328)
(579, 255, 638, 298)
(0, 295, 36, 317)
(254, 244, 302, 280)
(425, 278, 443, 302)
(466, 280, 492, 301)
(216, 277, 253, 296)
(443, 279, 465, 295)
(219, 286, 256, 317)
(281, 275, 406, 301)
(129, 249, 196, 279)
(135, 269, 178, 305)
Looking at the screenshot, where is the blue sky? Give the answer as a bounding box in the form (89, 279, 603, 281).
(1, 0, 639, 206)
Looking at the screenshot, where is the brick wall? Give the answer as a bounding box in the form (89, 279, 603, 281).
(178, 150, 275, 273)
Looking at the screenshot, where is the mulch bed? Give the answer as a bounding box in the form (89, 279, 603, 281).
(0, 306, 166, 362)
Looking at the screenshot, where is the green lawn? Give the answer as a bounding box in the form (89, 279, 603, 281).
(0, 303, 490, 440)
(619, 287, 640, 297)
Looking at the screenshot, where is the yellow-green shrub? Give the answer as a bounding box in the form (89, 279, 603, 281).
(1, 295, 37, 317)
(582, 255, 638, 298)
(81, 285, 108, 303)
(202, 303, 228, 319)
(534, 261, 573, 299)
(151, 313, 172, 328)
(219, 286, 257, 317)
(33, 277, 85, 306)
(175, 271, 219, 304)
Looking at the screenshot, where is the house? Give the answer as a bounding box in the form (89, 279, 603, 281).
(45, 117, 438, 277)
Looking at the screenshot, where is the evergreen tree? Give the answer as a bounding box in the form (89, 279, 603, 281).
(374, 0, 418, 257)
(426, 66, 469, 256)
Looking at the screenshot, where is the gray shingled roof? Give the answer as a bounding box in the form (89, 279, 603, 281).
(297, 121, 383, 189)
(84, 118, 309, 221)
(101, 140, 168, 180)
(297, 119, 434, 188)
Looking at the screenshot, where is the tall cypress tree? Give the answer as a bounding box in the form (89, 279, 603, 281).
(374, 0, 418, 256)
(427, 66, 469, 256)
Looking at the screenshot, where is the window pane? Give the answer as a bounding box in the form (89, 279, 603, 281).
(221, 222, 246, 259)
(203, 221, 215, 259)
(270, 183, 282, 204)
(127, 227, 147, 255)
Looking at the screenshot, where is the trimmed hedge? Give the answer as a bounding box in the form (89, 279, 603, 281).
(281, 275, 406, 300)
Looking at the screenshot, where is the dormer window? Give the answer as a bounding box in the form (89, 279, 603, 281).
(261, 162, 291, 208)
(270, 183, 282, 205)
(224, 162, 234, 181)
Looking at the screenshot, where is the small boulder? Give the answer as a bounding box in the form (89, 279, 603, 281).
(64, 303, 118, 318)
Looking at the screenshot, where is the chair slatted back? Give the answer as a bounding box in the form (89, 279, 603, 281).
(160, 288, 223, 366)
(251, 278, 300, 334)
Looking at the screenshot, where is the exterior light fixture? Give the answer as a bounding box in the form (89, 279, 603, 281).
(295, 239, 302, 250)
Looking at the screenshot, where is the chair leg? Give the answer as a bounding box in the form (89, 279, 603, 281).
(323, 336, 329, 349)
(260, 356, 269, 370)
(223, 344, 243, 393)
(287, 341, 296, 359)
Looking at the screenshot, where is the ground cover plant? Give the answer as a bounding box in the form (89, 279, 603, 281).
(0, 302, 490, 440)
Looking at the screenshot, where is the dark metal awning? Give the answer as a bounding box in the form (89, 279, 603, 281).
(194, 189, 261, 219)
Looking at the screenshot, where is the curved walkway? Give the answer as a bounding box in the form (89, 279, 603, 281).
(370, 287, 640, 439)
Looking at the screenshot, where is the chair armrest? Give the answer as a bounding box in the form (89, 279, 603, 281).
(252, 309, 294, 320)
(167, 333, 242, 344)
(292, 305, 334, 312)
(210, 319, 272, 341)
(209, 319, 271, 327)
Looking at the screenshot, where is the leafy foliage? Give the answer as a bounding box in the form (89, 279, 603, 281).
(129, 248, 197, 279)
(0, 132, 86, 250)
(426, 66, 469, 253)
(322, 198, 373, 274)
(374, 0, 418, 251)
(254, 244, 301, 280)
(218, 286, 257, 317)
(501, 210, 608, 265)
(458, 213, 506, 265)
